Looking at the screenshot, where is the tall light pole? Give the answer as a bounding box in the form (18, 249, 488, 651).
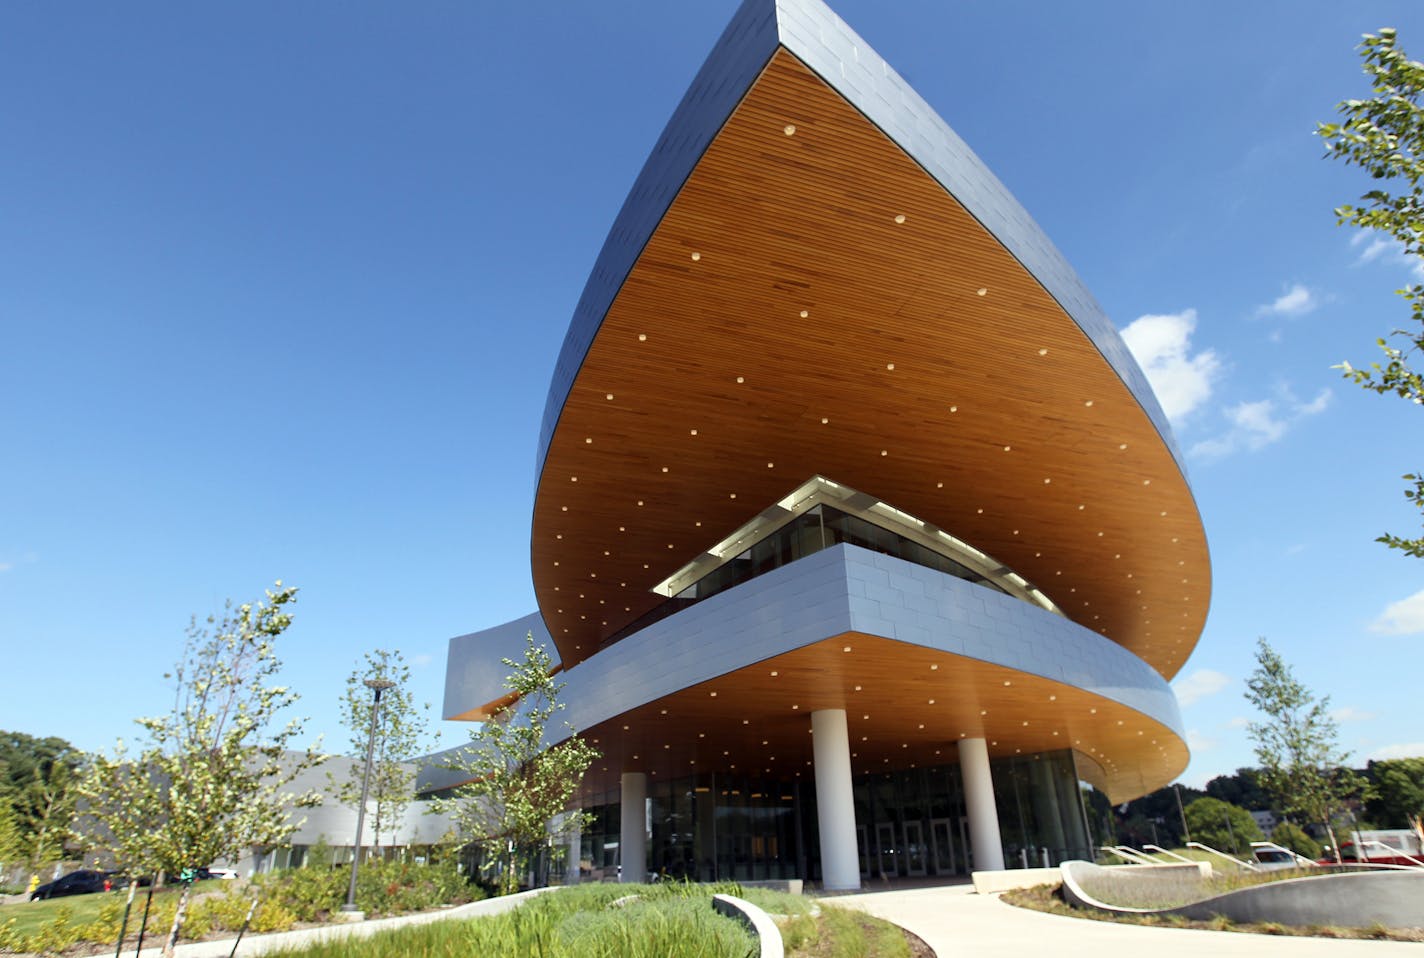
(343, 677, 396, 915)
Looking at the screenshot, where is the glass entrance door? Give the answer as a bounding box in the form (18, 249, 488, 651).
(876, 822, 897, 877)
(930, 817, 957, 874)
(904, 820, 927, 876)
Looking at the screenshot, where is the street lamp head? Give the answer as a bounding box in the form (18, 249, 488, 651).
(363, 678, 397, 692)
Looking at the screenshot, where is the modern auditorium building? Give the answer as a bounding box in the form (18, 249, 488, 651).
(436, 0, 1209, 890)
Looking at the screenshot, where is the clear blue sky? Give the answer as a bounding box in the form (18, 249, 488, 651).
(2, 1, 1422, 788)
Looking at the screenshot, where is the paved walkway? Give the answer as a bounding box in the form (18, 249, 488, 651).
(828, 883, 1424, 957)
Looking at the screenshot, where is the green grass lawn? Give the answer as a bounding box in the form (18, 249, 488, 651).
(0, 890, 129, 938)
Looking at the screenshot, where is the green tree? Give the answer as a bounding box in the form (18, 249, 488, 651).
(0, 801, 24, 868)
(332, 649, 433, 850)
(0, 732, 84, 867)
(1204, 767, 1270, 810)
(1318, 27, 1424, 558)
(436, 633, 598, 896)
(1112, 783, 1203, 848)
(1366, 757, 1424, 825)
(1244, 638, 1365, 860)
(1270, 821, 1322, 861)
(76, 583, 323, 877)
(1182, 797, 1264, 855)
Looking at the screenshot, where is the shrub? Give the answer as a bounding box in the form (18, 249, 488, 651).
(1271, 822, 1322, 860)
(1182, 797, 1264, 854)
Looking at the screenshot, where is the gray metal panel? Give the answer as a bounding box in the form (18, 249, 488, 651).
(535, 0, 1185, 494)
(534, 543, 1182, 747)
(442, 611, 558, 720)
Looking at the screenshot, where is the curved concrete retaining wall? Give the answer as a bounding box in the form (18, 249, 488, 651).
(713, 893, 784, 958)
(1061, 860, 1424, 928)
(1060, 861, 1209, 915)
(1173, 870, 1424, 928)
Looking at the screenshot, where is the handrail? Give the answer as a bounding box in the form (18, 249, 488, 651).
(1142, 843, 1195, 864)
(1114, 845, 1159, 865)
(1355, 839, 1424, 868)
(1186, 841, 1256, 871)
(1098, 845, 1155, 865)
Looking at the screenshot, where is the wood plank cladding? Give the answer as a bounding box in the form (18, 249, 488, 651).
(570, 634, 1186, 805)
(531, 48, 1210, 680)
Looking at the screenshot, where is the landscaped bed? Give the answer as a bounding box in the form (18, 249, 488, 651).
(0, 858, 480, 955)
(263, 883, 930, 958)
(1, 873, 932, 957)
(740, 887, 930, 958)
(266, 882, 753, 958)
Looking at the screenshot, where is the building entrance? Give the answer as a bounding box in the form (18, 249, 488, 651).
(929, 817, 956, 874)
(903, 820, 927, 876)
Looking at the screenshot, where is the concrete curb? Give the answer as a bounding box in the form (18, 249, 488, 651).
(712, 893, 784, 958)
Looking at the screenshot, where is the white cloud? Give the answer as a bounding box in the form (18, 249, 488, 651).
(1369, 587, 1424, 636)
(1330, 706, 1376, 723)
(1350, 231, 1424, 280)
(1120, 309, 1221, 424)
(1255, 283, 1317, 319)
(1190, 387, 1331, 460)
(1352, 231, 1392, 263)
(1174, 668, 1231, 706)
(1226, 716, 1250, 729)
(1370, 742, 1424, 761)
(1186, 729, 1217, 753)
(0, 552, 37, 574)
(411, 653, 434, 668)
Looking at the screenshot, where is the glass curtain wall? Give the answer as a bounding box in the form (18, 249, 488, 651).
(602, 504, 1008, 650)
(572, 749, 1090, 882)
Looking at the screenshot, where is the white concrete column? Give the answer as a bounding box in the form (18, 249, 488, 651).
(619, 772, 647, 884)
(812, 709, 861, 891)
(959, 737, 1005, 871)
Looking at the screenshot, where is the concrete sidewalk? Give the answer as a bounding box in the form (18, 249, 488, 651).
(829, 884, 1424, 957)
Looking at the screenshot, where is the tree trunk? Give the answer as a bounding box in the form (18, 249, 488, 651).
(373, 804, 382, 861)
(160, 884, 190, 958)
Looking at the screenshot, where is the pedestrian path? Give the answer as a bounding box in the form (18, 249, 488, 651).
(828, 883, 1424, 957)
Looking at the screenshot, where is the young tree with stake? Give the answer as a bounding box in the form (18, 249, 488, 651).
(76, 583, 323, 880)
(437, 633, 597, 896)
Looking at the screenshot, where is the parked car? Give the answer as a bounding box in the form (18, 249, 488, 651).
(30, 869, 114, 901)
(207, 868, 239, 880)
